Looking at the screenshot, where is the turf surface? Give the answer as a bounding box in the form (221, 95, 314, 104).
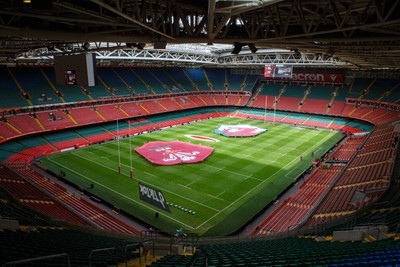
(41, 117, 343, 236)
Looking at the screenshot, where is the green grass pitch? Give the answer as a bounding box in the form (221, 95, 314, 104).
(40, 117, 343, 236)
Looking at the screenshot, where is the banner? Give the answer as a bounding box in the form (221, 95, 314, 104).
(263, 72, 345, 83)
(291, 72, 344, 83)
(138, 182, 170, 212)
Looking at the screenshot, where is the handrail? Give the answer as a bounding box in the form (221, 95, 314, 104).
(124, 243, 142, 267)
(88, 247, 116, 267)
(2, 253, 70, 267)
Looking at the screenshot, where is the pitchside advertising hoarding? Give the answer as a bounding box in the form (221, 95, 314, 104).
(263, 65, 345, 83)
(138, 182, 171, 212)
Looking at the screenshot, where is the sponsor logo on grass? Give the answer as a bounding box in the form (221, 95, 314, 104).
(184, 134, 220, 142)
(138, 182, 170, 212)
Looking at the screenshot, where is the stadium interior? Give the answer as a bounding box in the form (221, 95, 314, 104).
(0, 0, 400, 266)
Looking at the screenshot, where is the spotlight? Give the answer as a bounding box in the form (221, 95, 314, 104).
(232, 43, 243, 55)
(249, 44, 258, 53)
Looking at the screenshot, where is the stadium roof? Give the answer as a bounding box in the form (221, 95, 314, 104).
(0, 0, 400, 70)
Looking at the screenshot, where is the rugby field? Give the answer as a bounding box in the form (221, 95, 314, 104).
(41, 117, 343, 236)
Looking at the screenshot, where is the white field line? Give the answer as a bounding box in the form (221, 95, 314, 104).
(185, 180, 198, 187)
(70, 151, 220, 212)
(47, 157, 197, 230)
(202, 163, 251, 179)
(217, 191, 225, 197)
(194, 131, 335, 229)
(285, 167, 299, 178)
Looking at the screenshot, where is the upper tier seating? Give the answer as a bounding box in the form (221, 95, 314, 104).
(40, 67, 92, 102)
(227, 70, 246, 91)
(204, 68, 226, 90)
(0, 67, 29, 108)
(162, 68, 197, 91)
(9, 67, 63, 106)
(96, 68, 134, 96)
(112, 68, 150, 94)
(185, 68, 209, 90)
(148, 68, 182, 92)
(130, 68, 169, 94)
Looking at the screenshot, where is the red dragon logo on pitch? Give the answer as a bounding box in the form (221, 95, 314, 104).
(135, 141, 214, 165)
(155, 146, 200, 162)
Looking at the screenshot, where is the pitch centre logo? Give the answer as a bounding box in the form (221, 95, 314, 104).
(214, 124, 267, 137)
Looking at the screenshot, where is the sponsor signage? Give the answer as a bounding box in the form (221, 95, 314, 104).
(263, 72, 344, 83)
(138, 182, 170, 212)
(291, 73, 344, 83)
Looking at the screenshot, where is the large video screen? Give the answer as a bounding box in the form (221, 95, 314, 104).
(264, 64, 293, 78)
(54, 53, 96, 87)
(64, 70, 77, 85)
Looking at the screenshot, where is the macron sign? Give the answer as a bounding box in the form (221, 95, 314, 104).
(138, 183, 170, 212)
(291, 73, 344, 83)
(264, 72, 344, 83)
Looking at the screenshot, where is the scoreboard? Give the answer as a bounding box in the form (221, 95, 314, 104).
(264, 64, 293, 78)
